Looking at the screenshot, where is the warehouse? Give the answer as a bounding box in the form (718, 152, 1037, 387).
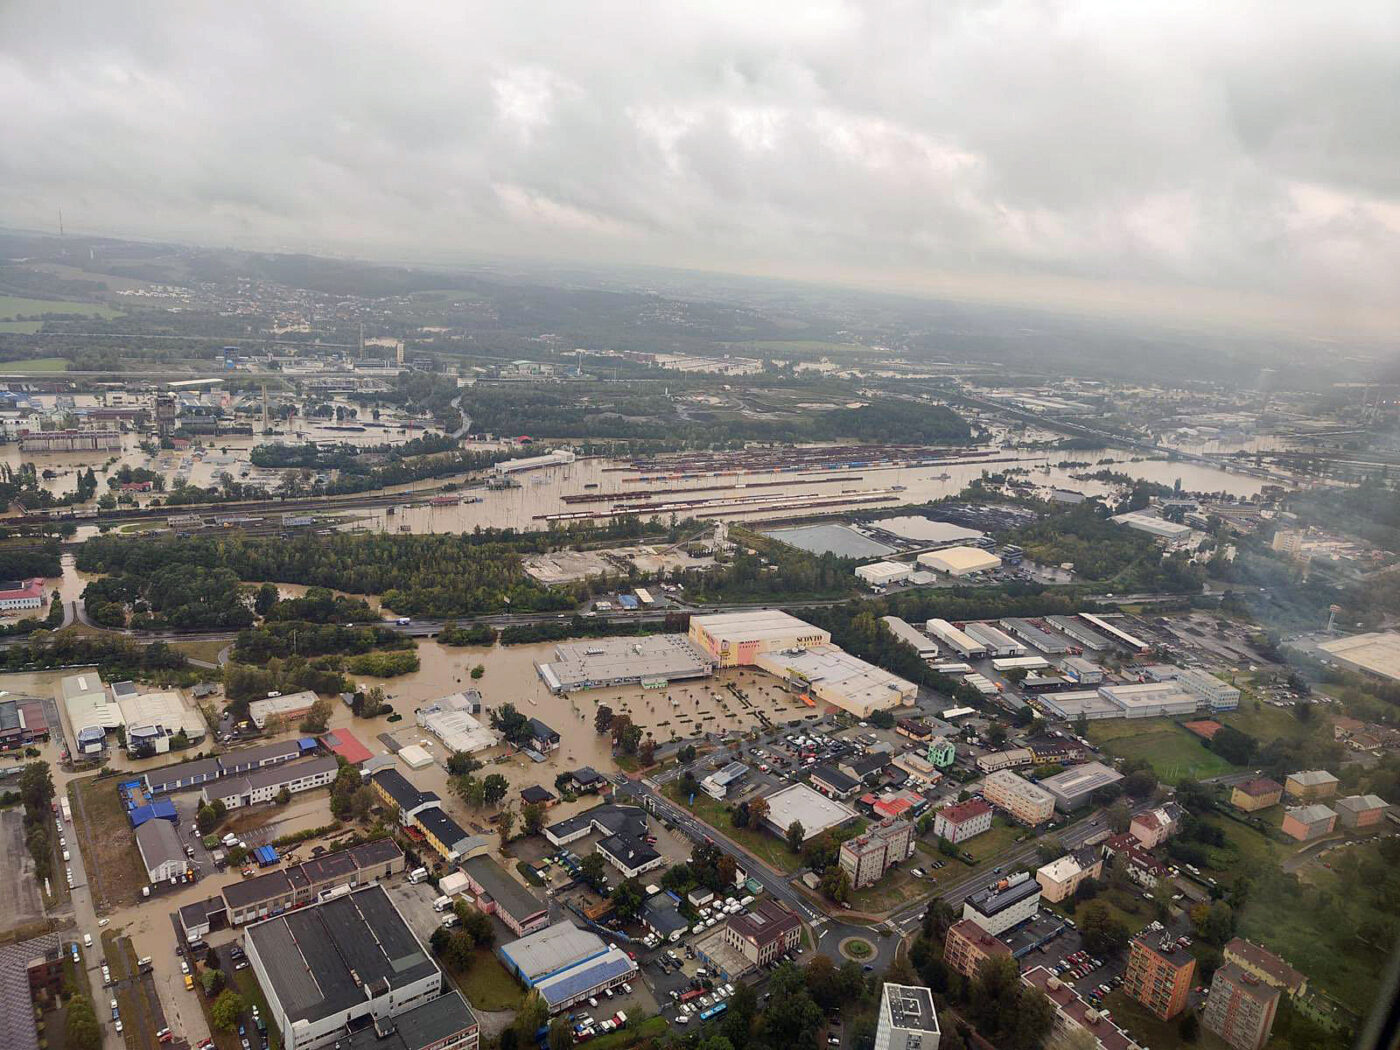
(753, 644, 917, 717)
(916, 546, 1001, 576)
(689, 610, 831, 666)
(537, 634, 714, 693)
(245, 885, 465, 1050)
(1045, 615, 1112, 652)
(221, 739, 310, 775)
(1097, 681, 1199, 718)
(1039, 762, 1124, 812)
(1317, 631, 1400, 683)
(856, 561, 913, 589)
(61, 672, 122, 738)
(1078, 613, 1150, 653)
(761, 783, 857, 842)
(881, 616, 938, 659)
(999, 618, 1071, 654)
(135, 818, 187, 884)
(247, 690, 320, 729)
(964, 623, 1026, 658)
(1169, 668, 1241, 711)
(500, 922, 638, 1014)
(1112, 512, 1193, 541)
(143, 756, 223, 794)
(1059, 657, 1103, 685)
(416, 692, 500, 754)
(991, 655, 1050, 672)
(221, 839, 405, 925)
(925, 619, 988, 658)
(460, 856, 549, 936)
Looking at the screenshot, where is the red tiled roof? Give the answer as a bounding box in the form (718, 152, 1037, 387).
(320, 729, 372, 765)
(1235, 777, 1283, 797)
(939, 798, 993, 824)
(0, 578, 45, 601)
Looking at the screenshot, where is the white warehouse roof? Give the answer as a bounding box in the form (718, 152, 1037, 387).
(917, 546, 1001, 575)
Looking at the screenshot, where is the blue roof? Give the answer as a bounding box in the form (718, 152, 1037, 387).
(128, 799, 178, 828)
(618, 595, 640, 609)
(535, 950, 636, 1007)
(297, 737, 319, 751)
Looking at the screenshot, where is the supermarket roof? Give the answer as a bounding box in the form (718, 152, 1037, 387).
(761, 783, 857, 841)
(691, 609, 830, 643)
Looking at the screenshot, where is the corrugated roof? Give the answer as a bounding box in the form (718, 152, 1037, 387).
(501, 922, 607, 983)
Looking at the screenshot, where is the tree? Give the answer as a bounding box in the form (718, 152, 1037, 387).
(299, 696, 333, 733)
(254, 582, 279, 616)
(514, 992, 549, 1043)
(275, 787, 292, 805)
(1192, 899, 1237, 946)
(756, 963, 825, 1048)
(595, 705, 614, 734)
(819, 865, 852, 904)
(498, 807, 516, 845)
(678, 745, 697, 763)
(617, 722, 643, 755)
(201, 968, 226, 995)
(196, 803, 220, 835)
(18, 761, 53, 813)
(579, 852, 607, 889)
(749, 795, 770, 826)
(491, 702, 530, 745)
(1106, 800, 1132, 833)
(612, 878, 645, 919)
(1123, 769, 1158, 797)
(211, 989, 246, 1031)
(470, 664, 485, 680)
(447, 751, 482, 777)
(482, 773, 509, 806)
(522, 802, 546, 836)
(65, 994, 102, 1050)
(639, 738, 656, 765)
(548, 1016, 574, 1050)
(786, 821, 805, 852)
(1079, 901, 1129, 954)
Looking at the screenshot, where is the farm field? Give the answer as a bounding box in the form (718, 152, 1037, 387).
(0, 356, 69, 372)
(0, 295, 122, 320)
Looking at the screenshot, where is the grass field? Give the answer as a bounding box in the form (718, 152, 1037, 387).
(70, 776, 147, 916)
(1086, 719, 1236, 783)
(172, 639, 228, 665)
(451, 947, 524, 1011)
(0, 356, 69, 372)
(0, 295, 122, 320)
(663, 782, 802, 872)
(0, 321, 42, 334)
(1104, 989, 1232, 1050)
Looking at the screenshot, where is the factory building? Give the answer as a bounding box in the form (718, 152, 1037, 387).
(247, 690, 320, 729)
(1169, 668, 1241, 711)
(856, 562, 913, 589)
(1316, 630, 1400, 684)
(925, 619, 988, 659)
(1059, 657, 1103, 685)
(881, 616, 938, 659)
(1078, 613, 1150, 654)
(963, 872, 1040, 937)
(416, 692, 500, 754)
(1095, 682, 1199, 719)
(917, 546, 1001, 576)
(460, 856, 549, 936)
(1000, 619, 1072, 654)
(498, 922, 638, 1014)
(1045, 615, 1112, 652)
(1111, 512, 1194, 542)
(494, 448, 577, 475)
(19, 428, 122, 453)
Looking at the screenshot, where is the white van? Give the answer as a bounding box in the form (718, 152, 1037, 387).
(83, 933, 93, 948)
(432, 895, 453, 912)
(407, 867, 429, 884)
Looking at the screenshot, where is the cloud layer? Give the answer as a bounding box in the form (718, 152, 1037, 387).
(2, 1, 1398, 330)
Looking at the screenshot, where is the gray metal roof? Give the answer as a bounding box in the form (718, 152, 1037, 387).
(501, 921, 607, 982)
(135, 817, 185, 873)
(461, 856, 546, 924)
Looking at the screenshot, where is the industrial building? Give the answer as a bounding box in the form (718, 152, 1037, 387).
(1095, 681, 1199, 719)
(1045, 615, 1111, 652)
(760, 783, 857, 842)
(1035, 848, 1103, 903)
(1124, 937, 1195, 1020)
(916, 546, 1000, 576)
(1039, 762, 1124, 812)
(60, 672, 122, 749)
(982, 770, 1055, 825)
(140, 739, 310, 794)
(200, 755, 337, 810)
(810, 765, 861, 800)
(1036, 690, 1122, 721)
(1059, 657, 1103, 685)
(1203, 964, 1281, 1050)
(753, 644, 917, 717)
(943, 920, 1011, 979)
(1168, 668, 1241, 711)
(135, 818, 187, 883)
(460, 856, 549, 936)
(1285, 769, 1339, 801)
(1078, 613, 1150, 653)
(244, 885, 476, 1050)
(494, 448, 576, 474)
(537, 635, 714, 693)
(963, 622, 1025, 657)
(1316, 630, 1400, 683)
(702, 762, 749, 800)
(856, 562, 913, 589)
(0, 695, 48, 751)
(875, 984, 940, 1050)
(881, 616, 937, 659)
(416, 692, 500, 754)
(247, 690, 320, 729)
(1000, 618, 1072, 654)
(1281, 804, 1337, 841)
(838, 820, 913, 889)
(925, 619, 988, 658)
(498, 922, 638, 1014)
(963, 872, 1040, 937)
(19, 428, 122, 453)
(688, 610, 831, 666)
(991, 655, 1048, 672)
(933, 799, 993, 844)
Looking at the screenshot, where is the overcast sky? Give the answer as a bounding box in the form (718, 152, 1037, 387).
(2, 1, 1398, 334)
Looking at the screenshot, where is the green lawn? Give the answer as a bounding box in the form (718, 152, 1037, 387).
(0, 321, 42, 334)
(1103, 989, 1230, 1050)
(662, 782, 802, 873)
(1086, 719, 1236, 784)
(0, 295, 122, 320)
(0, 356, 69, 372)
(1198, 813, 1290, 876)
(1046, 882, 1155, 936)
(451, 948, 524, 1011)
(585, 1016, 668, 1050)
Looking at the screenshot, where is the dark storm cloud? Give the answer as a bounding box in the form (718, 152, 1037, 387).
(1, 1, 1397, 328)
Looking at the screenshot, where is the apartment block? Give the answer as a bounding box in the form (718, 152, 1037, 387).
(1222, 939, 1306, 997)
(839, 820, 914, 889)
(981, 769, 1055, 825)
(1284, 769, 1339, 801)
(933, 799, 993, 844)
(1123, 937, 1195, 1020)
(1230, 778, 1283, 812)
(1035, 847, 1103, 903)
(943, 919, 1011, 979)
(1203, 963, 1281, 1050)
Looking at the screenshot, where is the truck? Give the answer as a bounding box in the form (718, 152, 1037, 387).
(407, 867, 429, 884)
(59, 798, 72, 823)
(432, 895, 453, 912)
(396, 617, 412, 626)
